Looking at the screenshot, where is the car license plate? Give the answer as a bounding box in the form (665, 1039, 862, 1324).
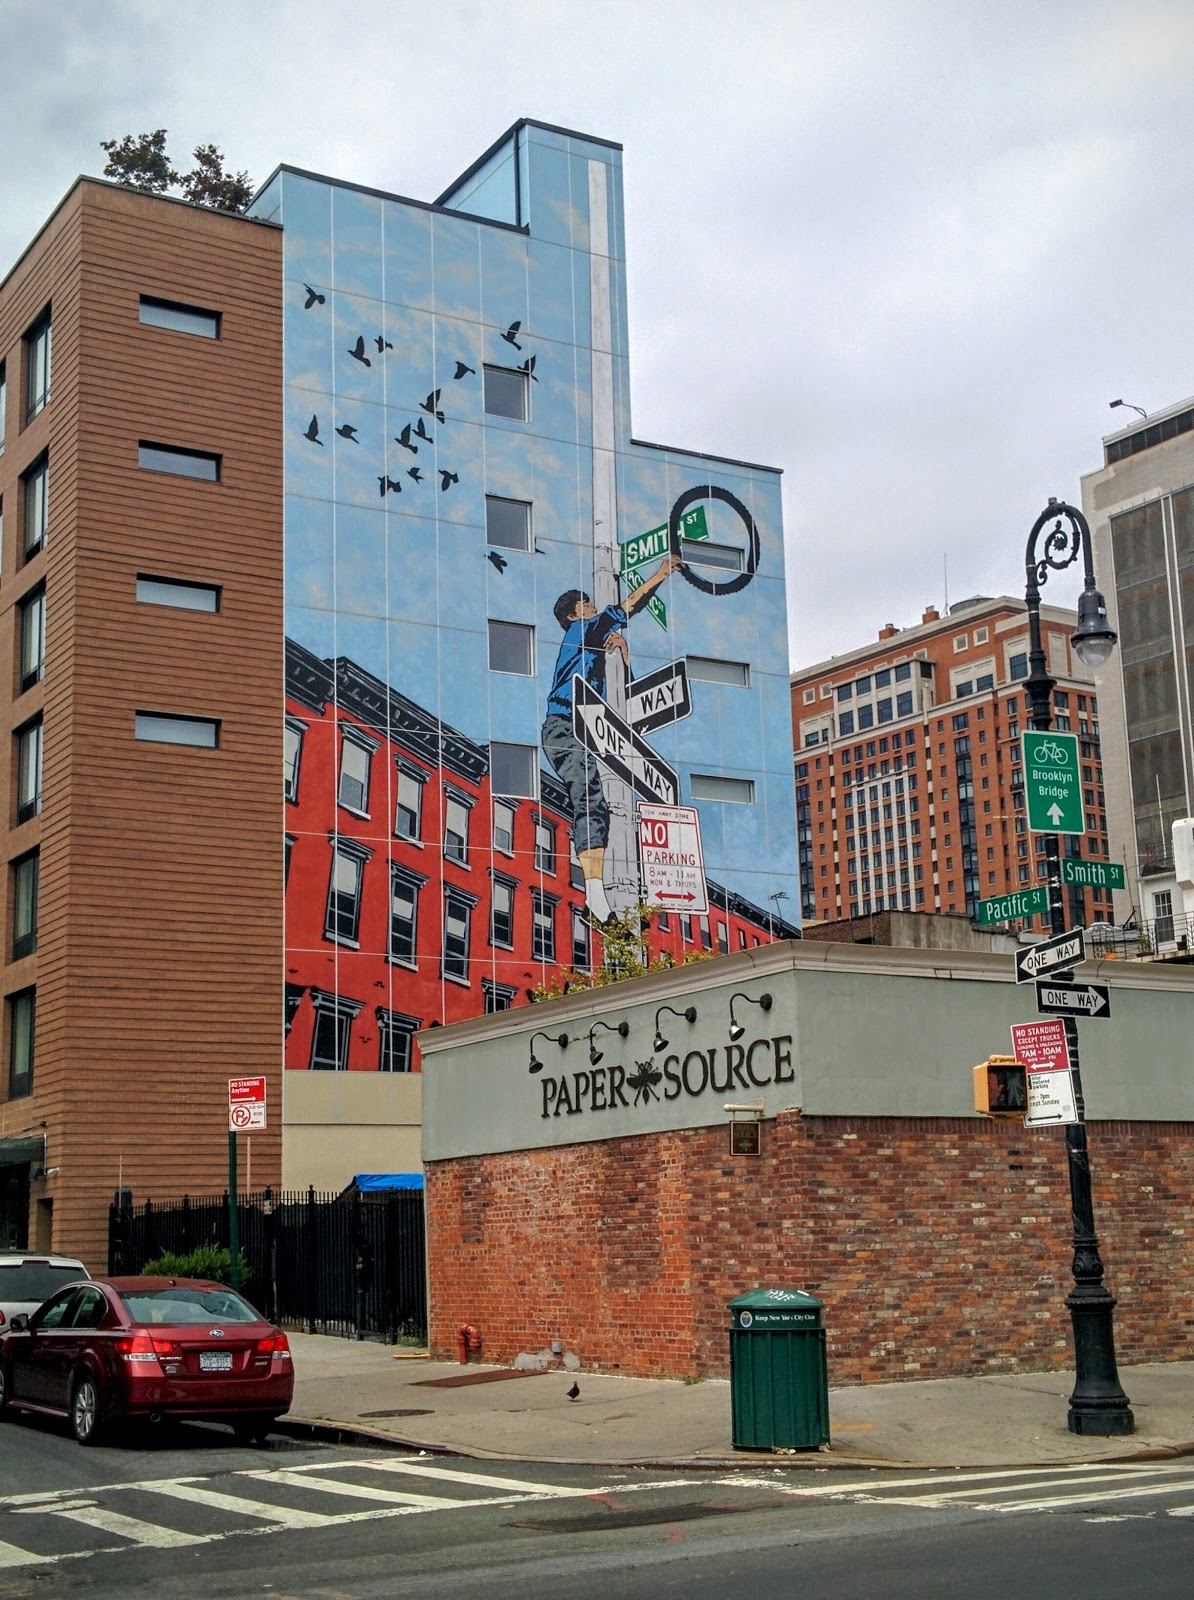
(200, 1351, 233, 1372)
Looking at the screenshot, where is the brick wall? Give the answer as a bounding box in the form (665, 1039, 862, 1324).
(425, 1113, 1194, 1382)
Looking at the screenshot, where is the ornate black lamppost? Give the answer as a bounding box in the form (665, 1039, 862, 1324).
(1024, 498, 1133, 1436)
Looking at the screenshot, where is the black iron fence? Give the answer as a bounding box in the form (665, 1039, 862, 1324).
(108, 1187, 426, 1343)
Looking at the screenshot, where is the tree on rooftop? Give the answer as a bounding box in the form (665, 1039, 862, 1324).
(100, 130, 254, 212)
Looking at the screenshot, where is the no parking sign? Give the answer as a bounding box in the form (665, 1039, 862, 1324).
(637, 803, 708, 913)
(228, 1076, 267, 1132)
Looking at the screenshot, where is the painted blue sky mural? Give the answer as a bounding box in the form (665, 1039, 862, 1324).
(254, 120, 799, 996)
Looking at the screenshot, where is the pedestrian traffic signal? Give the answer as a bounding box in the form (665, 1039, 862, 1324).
(973, 1055, 1028, 1120)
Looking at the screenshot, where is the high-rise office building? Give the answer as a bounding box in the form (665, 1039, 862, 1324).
(1082, 397, 1194, 946)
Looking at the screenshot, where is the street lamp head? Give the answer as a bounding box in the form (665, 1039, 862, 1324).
(1072, 586, 1117, 670)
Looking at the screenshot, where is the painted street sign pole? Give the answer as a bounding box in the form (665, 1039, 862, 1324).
(1011, 1018, 1078, 1127)
(637, 802, 708, 912)
(1022, 729, 1085, 835)
(977, 885, 1049, 926)
(1061, 858, 1126, 891)
(572, 676, 679, 807)
(1035, 980, 1111, 1019)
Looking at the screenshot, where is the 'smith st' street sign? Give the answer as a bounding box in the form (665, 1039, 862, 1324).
(1014, 927, 1086, 984)
(1061, 857, 1127, 891)
(1035, 979, 1112, 1019)
(572, 676, 679, 806)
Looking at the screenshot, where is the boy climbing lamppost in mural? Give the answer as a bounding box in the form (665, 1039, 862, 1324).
(543, 553, 682, 926)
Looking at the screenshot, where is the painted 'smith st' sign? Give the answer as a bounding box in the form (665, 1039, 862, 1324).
(540, 1033, 793, 1119)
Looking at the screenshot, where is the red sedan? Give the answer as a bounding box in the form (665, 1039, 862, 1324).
(0, 1276, 293, 1445)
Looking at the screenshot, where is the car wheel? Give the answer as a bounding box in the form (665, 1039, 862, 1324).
(0, 1364, 8, 1416)
(71, 1375, 103, 1446)
(233, 1417, 275, 1445)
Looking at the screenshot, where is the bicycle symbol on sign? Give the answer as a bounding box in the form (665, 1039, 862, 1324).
(1036, 738, 1070, 766)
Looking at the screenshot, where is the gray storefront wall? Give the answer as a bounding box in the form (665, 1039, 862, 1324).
(420, 942, 1194, 1158)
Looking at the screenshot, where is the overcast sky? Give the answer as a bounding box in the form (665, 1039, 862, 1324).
(5, 0, 1193, 669)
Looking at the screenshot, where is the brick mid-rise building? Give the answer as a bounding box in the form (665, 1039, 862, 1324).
(790, 597, 1115, 931)
(0, 182, 284, 1261)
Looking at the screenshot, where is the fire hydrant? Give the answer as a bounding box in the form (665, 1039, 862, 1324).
(456, 1323, 482, 1364)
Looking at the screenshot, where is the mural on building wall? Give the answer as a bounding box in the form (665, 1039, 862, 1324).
(255, 123, 802, 1074)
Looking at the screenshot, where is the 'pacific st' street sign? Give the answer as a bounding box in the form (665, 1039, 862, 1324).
(977, 886, 1049, 926)
(1035, 979, 1112, 1019)
(626, 660, 692, 734)
(1061, 857, 1127, 891)
(572, 676, 679, 807)
(1014, 927, 1086, 984)
(1022, 729, 1085, 835)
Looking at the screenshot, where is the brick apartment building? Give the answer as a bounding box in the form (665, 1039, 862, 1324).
(790, 597, 1114, 931)
(0, 181, 284, 1261)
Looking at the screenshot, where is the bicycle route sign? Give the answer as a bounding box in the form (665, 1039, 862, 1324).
(1022, 730, 1085, 835)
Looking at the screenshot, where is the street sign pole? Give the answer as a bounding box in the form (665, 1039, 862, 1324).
(228, 1131, 240, 1292)
(1021, 516, 1132, 1436)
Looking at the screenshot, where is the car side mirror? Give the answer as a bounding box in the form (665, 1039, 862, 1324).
(8, 1314, 29, 1332)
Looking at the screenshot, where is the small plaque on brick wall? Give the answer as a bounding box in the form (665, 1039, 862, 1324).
(729, 1120, 761, 1156)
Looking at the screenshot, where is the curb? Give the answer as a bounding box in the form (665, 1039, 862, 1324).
(276, 1414, 1194, 1472)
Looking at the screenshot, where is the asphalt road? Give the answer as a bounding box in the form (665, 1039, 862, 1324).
(2, 1412, 1193, 1598)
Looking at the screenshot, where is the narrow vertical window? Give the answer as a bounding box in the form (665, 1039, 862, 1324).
(24, 308, 51, 422)
(492, 799, 516, 854)
(9, 988, 34, 1097)
(377, 1009, 419, 1072)
(19, 588, 45, 691)
(531, 889, 557, 962)
(284, 719, 305, 803)
(308, 989, 361, 1071)
(324, 837, 372, 945)
(571, 907, 591, 972)
(12, 851, 38, 959)
(22, 454, 48, 559)
(490, 875, 515, 947)
(442, 888, 476, 982)
(388, 866, 425, 966)
(16, 719, 42, 822)
(0, 360, 7, 454)
(444, 792, 472, 864)
(394, 765, 425, 841)
(534, 817, 556, 874)
(337, 729, 375, 815)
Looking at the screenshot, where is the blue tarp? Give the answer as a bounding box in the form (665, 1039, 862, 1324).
(352, 1173, 424, 1191)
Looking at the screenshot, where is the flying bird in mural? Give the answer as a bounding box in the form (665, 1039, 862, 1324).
(395, 424, 418, 454)
(413, 418, 433, 443)
(378, 474, 403, 497)
(374, 335, 393, 353)
(302, 283, 325, 309)
(486, 550, 508, 573)
(534, 543, 547, 555)
(304, 415, 323, 445)
(518, 355, 539, 383)
(502, 320, 523, 350)
(420, 390, 445, 423)
(348, 336, 371, 366)
(453, 361, 476, 380)
(408, 467, 424, 483)
(439, 470, 459, 491)
(335, 424, 360, 442)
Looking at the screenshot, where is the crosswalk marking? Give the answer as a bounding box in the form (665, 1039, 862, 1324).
(0, 1538, 54, 1570)
(730, 1463, 1137, 1499)
(241, 1468, 461, 1510)
(146, 1478, 340, 1528)
(349, 1460, 600, 1497)
(34, 1502, 208, 1548)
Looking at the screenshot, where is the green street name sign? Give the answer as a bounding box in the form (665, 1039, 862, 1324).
(1061, 857, 1126, 891)
(1021, 729, 1085, 835)
(619, 506, 709, 577)
(625, 566, 667, 631)
(977, 886, 1049, 926)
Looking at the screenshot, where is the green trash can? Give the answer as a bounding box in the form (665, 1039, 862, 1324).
(729, 1288, 829, 1450)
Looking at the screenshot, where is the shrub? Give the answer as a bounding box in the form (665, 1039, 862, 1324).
(140, 1244, 249, 1287)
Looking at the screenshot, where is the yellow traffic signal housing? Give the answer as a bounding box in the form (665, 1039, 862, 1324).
(973, 1054, 1028, 1119)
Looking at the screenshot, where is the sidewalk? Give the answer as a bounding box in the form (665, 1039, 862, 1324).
(282, 1334, 1194, 1470)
